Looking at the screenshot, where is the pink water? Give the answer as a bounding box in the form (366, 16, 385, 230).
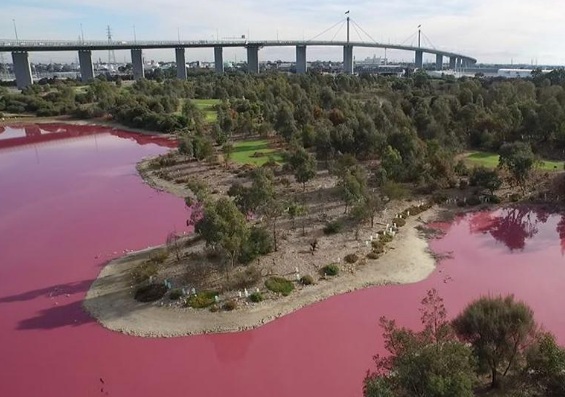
(1, 125, 565, 397)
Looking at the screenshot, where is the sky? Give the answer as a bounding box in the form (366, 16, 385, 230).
(1, 0, 565, 66)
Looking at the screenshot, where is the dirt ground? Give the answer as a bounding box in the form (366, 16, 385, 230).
(84, 149, 442, 337)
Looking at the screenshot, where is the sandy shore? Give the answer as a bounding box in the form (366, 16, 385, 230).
(84, 208, 439, 337)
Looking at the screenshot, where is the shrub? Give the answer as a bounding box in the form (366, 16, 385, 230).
(186, 291, 218, 308)
(150, 249, 169, 264)
(372, 240, 385, 253)
(395, 218, 406, 227)
(323, 220, 343, 235)
(459, 179, 469, 190)
(489, 195, 501, 204)
(367, 252, 380, 260)
(457, 199, 467, 207)
(300, 275, 314, 285)
(134, 284, 167, 302)
(454, 160, 469, 176)
(466, 196, 481, 206)
(510, 193, 521, 202)
(344, 253, 359, 264)
(322, 264, 339, 276)
(432, 192, 448, 204)
(131, 261, 158, 284)
(169, 288, 183, 300)
(380, 234, 393, 244)
(265, 277, 294, 296)
(239, 226, 273, 264)
(249, 292, 264, 302)
(226, 266, 261, 291)
(222, 300, 237, 311)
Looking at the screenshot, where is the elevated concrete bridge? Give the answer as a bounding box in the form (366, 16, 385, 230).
(0, 39, 477, 89)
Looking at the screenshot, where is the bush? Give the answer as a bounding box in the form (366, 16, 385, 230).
(300, 275, 314, 285)
(380, 233, 393, 244)
(488, 194, 501, 204)
(432, 192, 448, 204)
(150, 249, 169, 264)
(186, 291, 218, 308)
(222, 300, 237, 311)
(395, 218, 406, 227)
(131, 261, 158, 284)
(457, 199, 467, 207)
(510, 193, 521, 202)
(169, 288, 183, 300)
(344, 253, 359, 263)
(372, 240, 385, 253)
(323, 220, 343, 235)
(134, 284, 167, 302)
(454, 160, 469, 176)
(265, 277, 294, 296)
(226, 266, 261, 291)
(249, 292, 264, 302)
(367, 252, 380, 260)
(466, 196, 481, 206)
(322, 264, 339, 276)
(239, 226, 274, 264)
(459, 179, 468, 190)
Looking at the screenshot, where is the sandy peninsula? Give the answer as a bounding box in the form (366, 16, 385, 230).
(84, 206, 439, 337)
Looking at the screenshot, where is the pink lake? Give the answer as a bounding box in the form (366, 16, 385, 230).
(1, 124, 565, 397)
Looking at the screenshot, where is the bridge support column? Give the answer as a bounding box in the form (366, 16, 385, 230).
(415, 50, 423, 69)
(246, 45, 259, 73)
(342, 45, 353, 74)
(78, 50, 94, 82)
(456, 57, 462, 70)
(214, 46, 224, 73)
(449, 56, 456, 70)
(131, 48, 144, 80)
(175, 48, 187, 80)
(435, 54, 443, 71)
(296, 45, 307, 74)
(11, 51, 33, 90)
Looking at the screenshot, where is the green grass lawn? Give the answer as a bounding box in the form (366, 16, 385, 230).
(231, 139, 284, 166)
(464, 151, 564, 171)
(175, 98, 220, 123)
(192, 99, 220, 123)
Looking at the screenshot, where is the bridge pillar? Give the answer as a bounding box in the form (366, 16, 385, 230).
(449, 56, 456, 70)
(131, 48, 144, 80)
(342, 45, 353, 74)
(246, 45, 260, 74)
(214, 46, 224, 73)
(175, 48, 187, 80)
(11, 51, 33, 90)
(415, 50, 423, 69)
(296, 45, 307, 74)
(456, 57, 462, 70)
(435, 54, 443, 71)
(78, 50, 94, 82)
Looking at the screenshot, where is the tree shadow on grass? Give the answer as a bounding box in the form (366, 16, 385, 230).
(232, 143, 270, 153)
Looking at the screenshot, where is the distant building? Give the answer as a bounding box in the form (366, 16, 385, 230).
(497, 68, 552, 78)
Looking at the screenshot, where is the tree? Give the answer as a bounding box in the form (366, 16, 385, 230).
(364, 192, 384, 228)
(498, 142, 537, 191)
(350, 202, 370, 240)
(338, 165, 367, 213)
(222, 142, 234, 167)
(195, 197, 249, 274)
(452, 295, 537, 389)
(264, 198, 284, 252)
(524, 332, 565, 396)
(365, 290, 476, 397)
(469, 166, 502, 194)
(287, 146, 317, 191)
(166, 232, 183, 261)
